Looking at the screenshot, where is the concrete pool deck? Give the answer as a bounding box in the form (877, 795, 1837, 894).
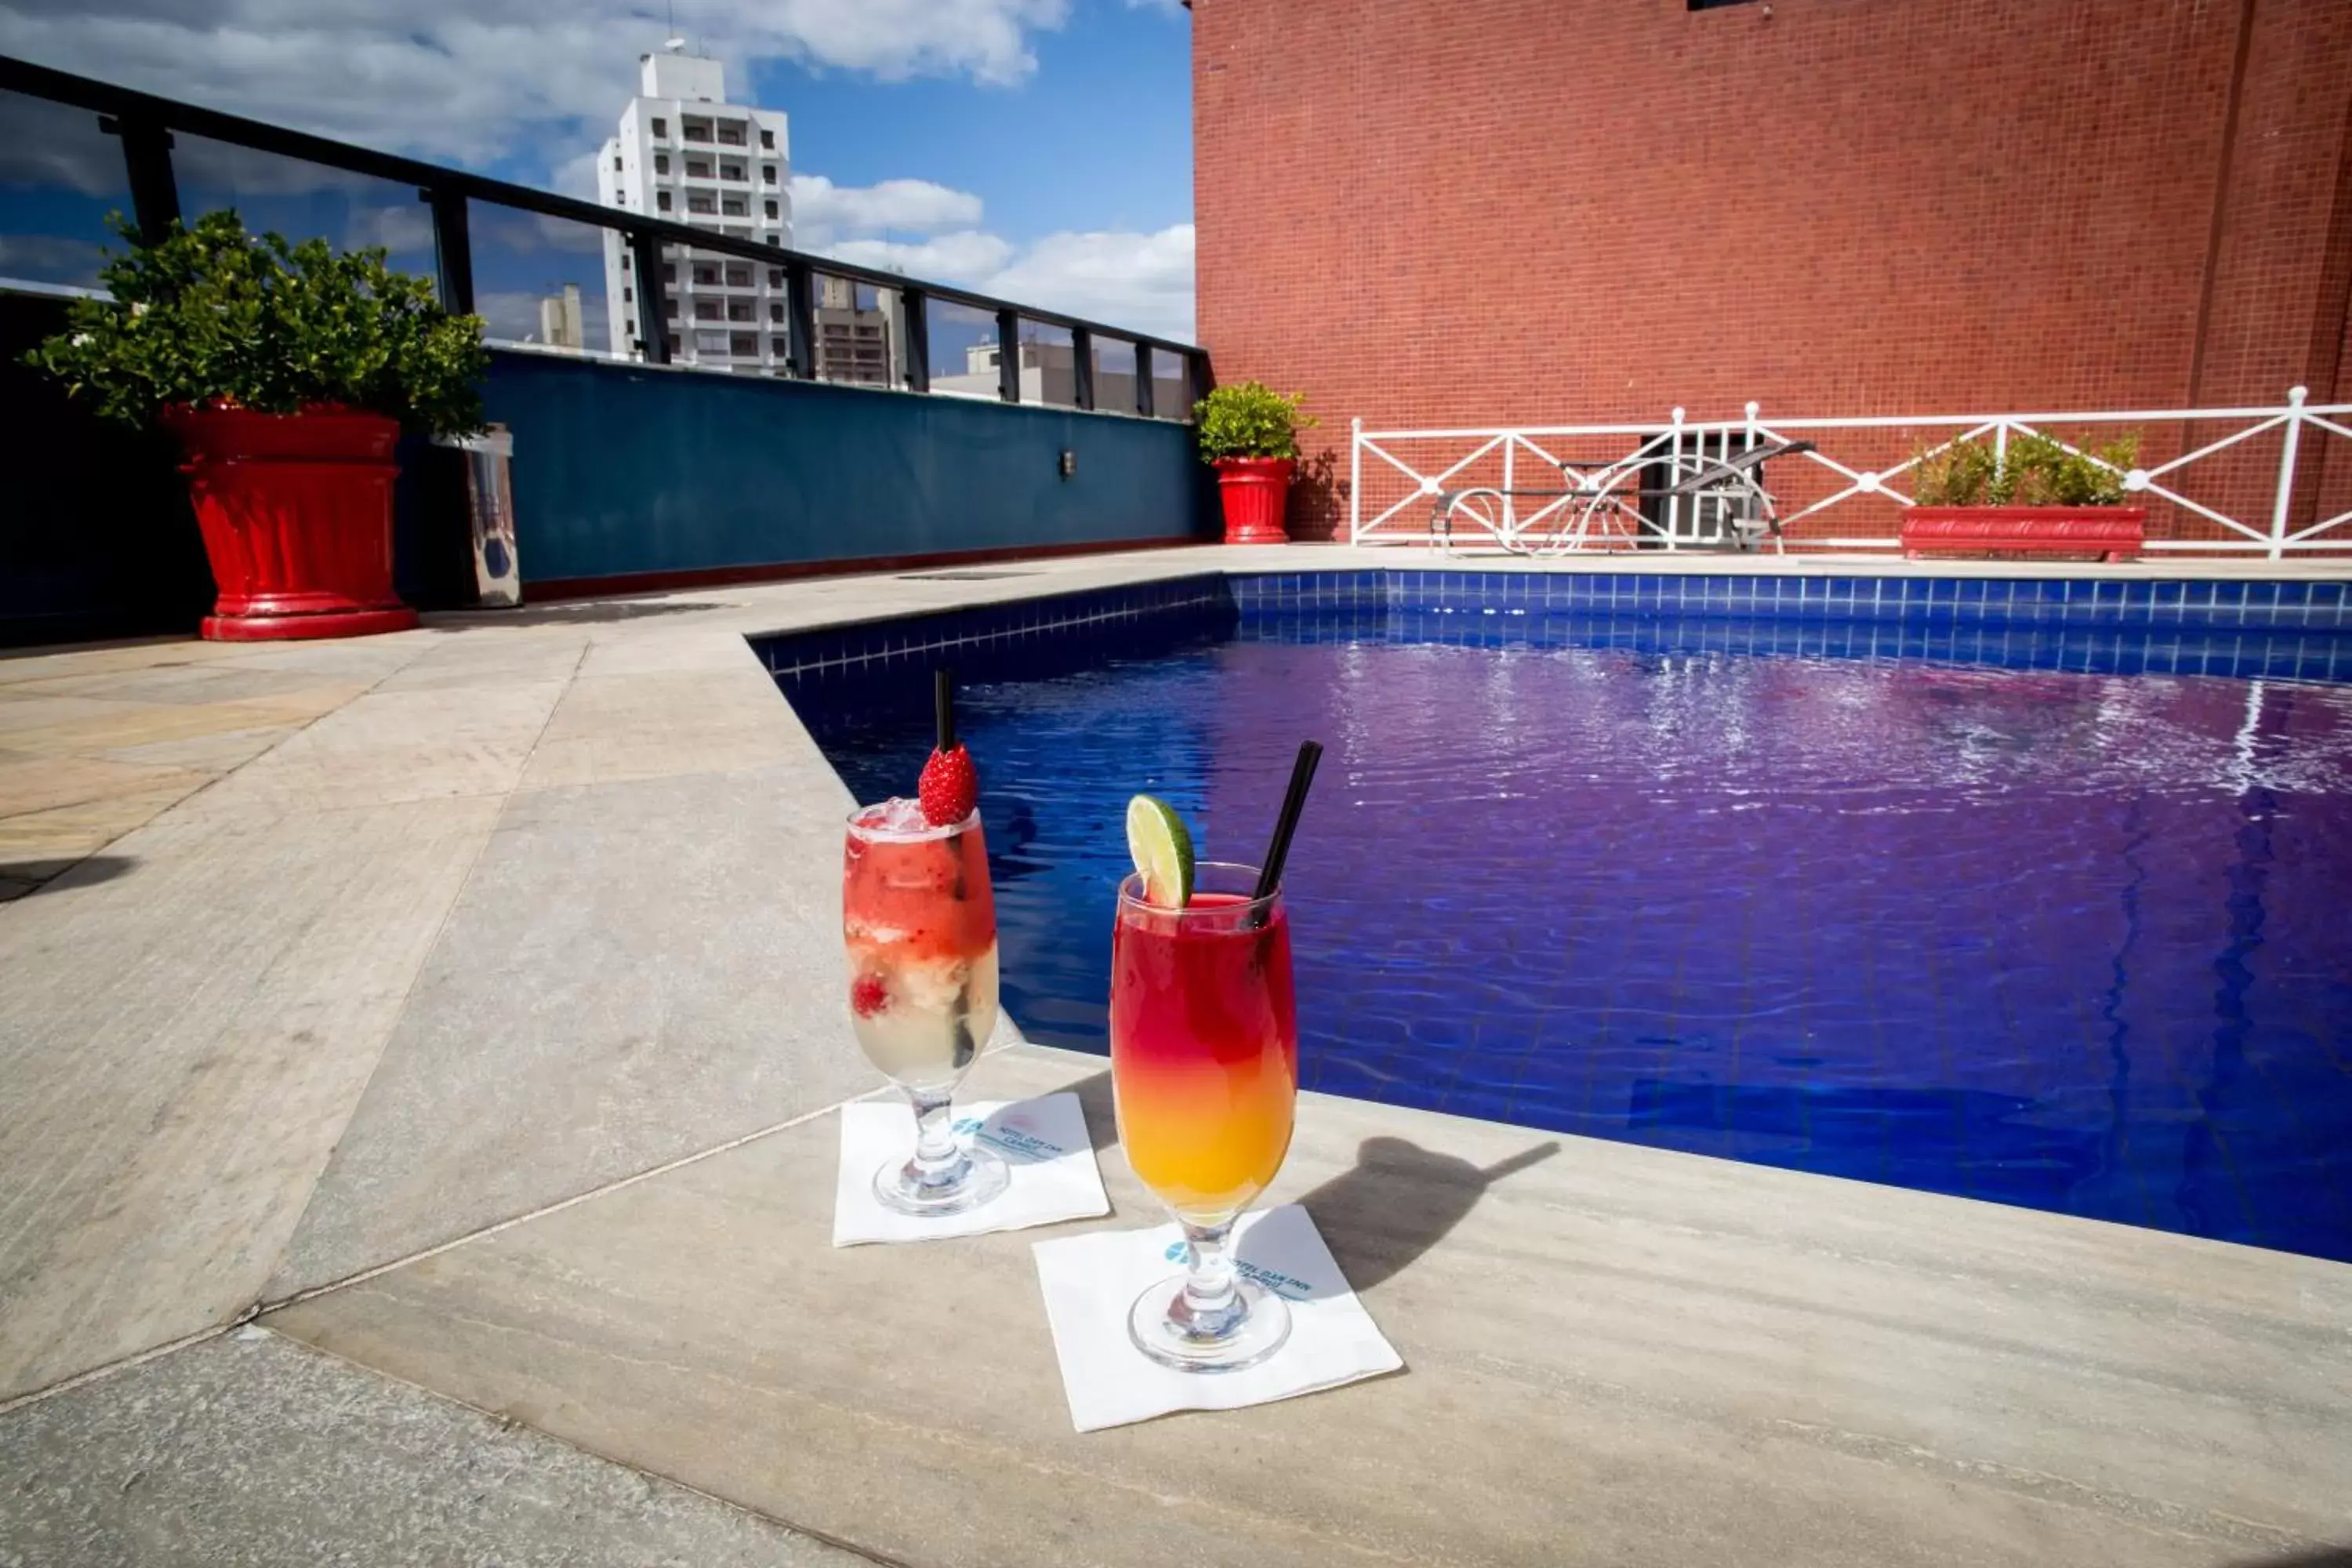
(3, 543, 2350, 1565)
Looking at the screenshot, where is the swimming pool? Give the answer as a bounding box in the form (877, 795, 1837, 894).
(775, 572, 2352, 1262)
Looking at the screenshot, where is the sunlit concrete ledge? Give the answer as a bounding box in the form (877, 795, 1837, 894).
(2, 542, 2349, 1565)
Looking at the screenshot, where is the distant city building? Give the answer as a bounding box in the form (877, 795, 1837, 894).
(537, 284, 585, 352)
(596, 49, 793, 372)
(933, 337, 1189, 412)
(814, 274, 900, 388)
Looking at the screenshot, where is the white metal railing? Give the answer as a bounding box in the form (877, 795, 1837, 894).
(1348, 387, 2352, 557)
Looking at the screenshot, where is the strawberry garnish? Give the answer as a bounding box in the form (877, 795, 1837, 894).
(919, 743, 977, 826)
(851, 973, 888, 1017)
(919, 669, 978, 826)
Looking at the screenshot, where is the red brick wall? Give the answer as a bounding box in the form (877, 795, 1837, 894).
(1193, 0, 2352, 546)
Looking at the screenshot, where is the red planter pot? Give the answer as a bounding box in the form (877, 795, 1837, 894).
(164, 404, 419, 641)
(1214, 456, 1296, 544)
(1900, 505, 2147, 562)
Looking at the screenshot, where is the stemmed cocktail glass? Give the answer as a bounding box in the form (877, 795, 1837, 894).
(840, 674, 1008, 1216)
(1110, 743, 1319, 1372)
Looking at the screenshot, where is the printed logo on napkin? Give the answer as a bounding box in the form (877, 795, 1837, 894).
(1161, 1239, 1316, 1301)
(956, 1107, 1071, 1164)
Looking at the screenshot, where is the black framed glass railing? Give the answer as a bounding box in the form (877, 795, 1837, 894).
(0, 53, 1205, 418)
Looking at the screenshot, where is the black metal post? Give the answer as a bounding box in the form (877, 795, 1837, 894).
(1187, 350, 1210, 421)
(996, 307, 1020, 404)
(1071, 325, 1094, 412)
(900, 287, 930, 394)
(1134, 340, 1155, 418)
(628, 232, 671, 365)
(786, 260, 817, 379)
(100, 114, 179, 245)
(422, 188, 474, 315)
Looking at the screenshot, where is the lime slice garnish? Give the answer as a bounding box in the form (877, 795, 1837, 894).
(1125, 794, 1194, 909)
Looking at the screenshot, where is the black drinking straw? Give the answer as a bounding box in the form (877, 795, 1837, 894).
(1251, 739, 1324, 907)
(935, 667, 956, 751)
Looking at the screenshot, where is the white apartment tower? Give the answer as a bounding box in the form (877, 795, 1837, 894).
(597, 49, 793, 372)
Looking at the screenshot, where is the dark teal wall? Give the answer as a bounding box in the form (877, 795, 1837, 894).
(486, 350, 1215, 586)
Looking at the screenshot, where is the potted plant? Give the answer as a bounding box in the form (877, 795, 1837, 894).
(1903, 429, 2148, 561)
(27, 211, 488, 640)
(1196, 380, 1316, 544)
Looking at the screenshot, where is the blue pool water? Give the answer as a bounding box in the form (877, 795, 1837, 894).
(786, 585, 2352, 1261)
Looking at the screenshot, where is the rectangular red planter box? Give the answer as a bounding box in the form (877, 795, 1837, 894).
(1900, 506, 2147, 562)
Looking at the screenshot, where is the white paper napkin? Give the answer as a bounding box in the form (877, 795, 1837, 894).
(833, 1093, 1110, 1247)
(1031, 1203, 1403, 1432)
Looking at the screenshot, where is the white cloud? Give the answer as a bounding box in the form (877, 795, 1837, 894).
(782, 168, 1192, 341)
(824, 230, 1017, 281)
(983, 223, 1193, 343)
(0, 234, 107, 282)
(810, 213, 1192, 343)
(788, 174, 985, 249)
(0, 2, 1072, 174)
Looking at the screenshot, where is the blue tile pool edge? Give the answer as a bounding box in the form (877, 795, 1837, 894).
(747, 568, 2352, 677)
(1232, 570, 2352, 632)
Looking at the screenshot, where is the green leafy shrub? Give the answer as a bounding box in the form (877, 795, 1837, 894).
(1195, 380, 1316, 463)
(1909, 434, 2001, 506)
(25, 210, 488, 440)
(1910, 430, 2138, 506)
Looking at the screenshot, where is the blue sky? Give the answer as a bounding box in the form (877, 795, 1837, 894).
(748, 4, 1190, 245)
(0, 0, 1199, 342)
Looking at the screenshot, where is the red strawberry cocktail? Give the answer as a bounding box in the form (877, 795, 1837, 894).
(839, 671, 1009, 1216)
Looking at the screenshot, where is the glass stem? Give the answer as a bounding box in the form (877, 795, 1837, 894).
(907, 1087, 965, 1189)
(1179, 1218, 1240, 1322)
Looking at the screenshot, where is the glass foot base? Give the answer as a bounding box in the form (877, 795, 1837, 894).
(871, 1143, 1009, 1218)
(1127, 1274, 1292, 1374)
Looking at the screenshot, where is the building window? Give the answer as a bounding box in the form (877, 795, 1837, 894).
(717, 123, 746, 146)
(625, 318, 635, 336)
(662, 300, 677, 318)
(720, 196, 747, 217)
(656, 191, 673, 212)
(762, 165, 778, 185)
(688, 193, 716, 215)
(764, 199, 779, 220)
(767, 267, 783, 288)
(692, 263, 718, 285)
(766, 234, 781, 248)
(724, 263, 750, 287)
(769, 302, 784, 322)
(760, 129, 775, 150)
(730, 332, 757, 355)
(771, 335, 790, 358)
(693, 300, 722, 321)
(683, 118, 712, 143)
(622, 285, 633, 303)
(650, 118, 667, 138)
(654, 153, 669, 175)
(728, 300, 753, 322)
(611, 154, 622, 171)
(685, 158, 711, 178)
(660, 263, 676, 283)
(720, 162, 745, 181)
